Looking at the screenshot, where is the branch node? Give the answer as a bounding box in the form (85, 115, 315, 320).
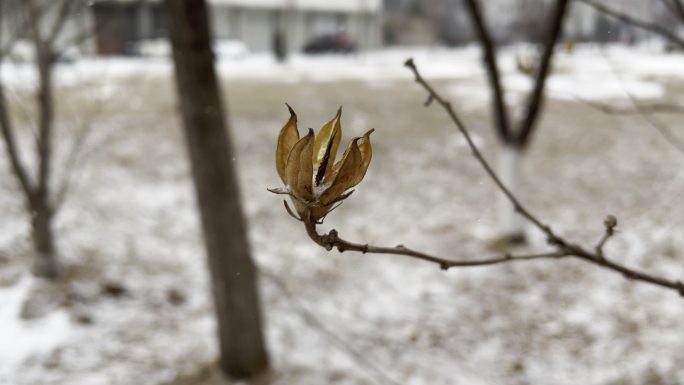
(604, 214, 617, 235)
(439, 262, 449, 270)
(424, 94, 435, 107)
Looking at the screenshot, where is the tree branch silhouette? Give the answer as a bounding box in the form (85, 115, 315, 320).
(576, 0, 684, 48)
(288, 59, 684, 298)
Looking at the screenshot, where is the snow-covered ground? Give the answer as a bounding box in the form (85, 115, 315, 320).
(1, 44, 684, 385)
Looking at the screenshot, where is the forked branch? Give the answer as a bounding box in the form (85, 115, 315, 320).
(294, 59, 684, 298)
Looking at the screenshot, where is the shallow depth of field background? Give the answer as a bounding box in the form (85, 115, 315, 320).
(2, 5, 684, 385)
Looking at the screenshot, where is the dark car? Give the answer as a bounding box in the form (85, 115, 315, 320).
(302, 33, 357, 54)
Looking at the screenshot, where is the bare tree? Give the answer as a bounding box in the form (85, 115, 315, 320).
(572, 0, 684, 154)
(165, 0, 269, 379)
(0, 0, 91, 278)
(576, 0, 684, 49)
(461, 0, 570, 243)
(270, 59, 684, 297)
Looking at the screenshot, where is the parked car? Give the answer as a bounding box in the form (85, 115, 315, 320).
(302, 33, 356, 54)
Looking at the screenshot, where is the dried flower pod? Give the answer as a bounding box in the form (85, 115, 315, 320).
(273, 105, 374, 222)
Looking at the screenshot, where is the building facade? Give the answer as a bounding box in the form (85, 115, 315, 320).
(91, 0, 383, 55)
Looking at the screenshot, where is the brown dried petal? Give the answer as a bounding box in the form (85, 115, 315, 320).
(320, 139, 361, 205)
(313, 107, 342, 183)
(285, 129, 314, 201)
(276, 104, 300, 184)
(351, 128, 374, 186)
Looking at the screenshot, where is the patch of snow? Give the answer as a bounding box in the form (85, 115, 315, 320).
(0, 43, 683, 385)
(0, 276, 72, 380)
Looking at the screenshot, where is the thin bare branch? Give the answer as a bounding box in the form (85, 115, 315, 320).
(0, 1, 36, 200)
(305, 221, 568, 270)
(575, 97, 684, 115)
(463, 0, 511, 143)
(404, 58, 560, 242)
(576, 0, 684, 48)
(595, 215, 617, 258)
(402, 58, 684, 296)
(517, 0, 571, 146)
(0, 83, 35, 200)
(276, 59, 684, 298)
(303, 213, 684, 295)
(598, 47, 684, 155)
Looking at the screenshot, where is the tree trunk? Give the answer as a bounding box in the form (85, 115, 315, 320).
(496, 145, 526, 243)
(30, 201, 58, 277)
(32, 43, 59, 278)
(166, 0, 269, 379)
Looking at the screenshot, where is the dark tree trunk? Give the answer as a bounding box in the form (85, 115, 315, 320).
(31, 44, 59, 278)
(165, 0, 269, 379)
(30, 201, 58, 277)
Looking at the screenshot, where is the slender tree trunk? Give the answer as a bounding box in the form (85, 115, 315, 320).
(496, 145, 525, 243)
(166, 0, 269, 378)
(463, 0, 570, 243)
(31, 45, 59, 278)
(1, 0, 93, 279)
(30, 200, 58, 277)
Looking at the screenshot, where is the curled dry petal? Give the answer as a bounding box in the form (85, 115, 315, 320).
(352, 128, 374, 187)
(313, 107, 342, 185)
(320, 138, 362, 205)
(276, 104, 300, 184)
(285, 129, 314, 201)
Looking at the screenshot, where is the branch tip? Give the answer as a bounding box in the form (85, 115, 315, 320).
(604, 214, 617, 233)
(424, 94, 435, 107)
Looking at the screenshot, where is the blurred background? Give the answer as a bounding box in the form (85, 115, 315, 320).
(1, 0, 684, 384)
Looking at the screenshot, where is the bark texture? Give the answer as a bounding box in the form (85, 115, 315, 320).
(166, 0, 269, 378)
